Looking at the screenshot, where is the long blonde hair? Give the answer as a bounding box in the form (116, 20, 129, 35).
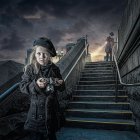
(24, 46, 52, 74)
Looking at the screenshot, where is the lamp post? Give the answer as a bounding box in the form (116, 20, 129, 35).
(60, 49, 64, 57)
(56, 50, 58, 59)
(55, 49, 65, 61)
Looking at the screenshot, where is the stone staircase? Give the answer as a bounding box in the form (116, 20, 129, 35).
(65, 61, 135, 131)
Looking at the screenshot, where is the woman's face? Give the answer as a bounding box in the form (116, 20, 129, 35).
(35, 46, 50, 66)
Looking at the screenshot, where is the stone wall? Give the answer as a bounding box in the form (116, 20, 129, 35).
(56, 37, 88, 109)
(116, 0, 140, 135)
(117, 0, 140, 60)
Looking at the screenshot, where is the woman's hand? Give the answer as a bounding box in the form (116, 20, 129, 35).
(36, 78, 47, 88)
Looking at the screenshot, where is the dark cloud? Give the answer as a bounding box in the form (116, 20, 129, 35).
(0, 53, 9, 59)
(0, 0, 127, 19)
(68, 19, 91, 33)
(16, 0, 79, 18)
(46, 27, 66, 44)
(16, 0, 127, 17)
(0, 31, 25, 50)
(45, 19, 91, 45)
(0, 0, 128, 63)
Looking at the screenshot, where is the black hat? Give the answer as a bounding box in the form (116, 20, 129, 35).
(110, 32, 114, 36)
(33, 37, 56, 57)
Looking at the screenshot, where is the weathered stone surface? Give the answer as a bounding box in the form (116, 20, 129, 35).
(0, 112, 27, 136)
(116, 0, 140, 135)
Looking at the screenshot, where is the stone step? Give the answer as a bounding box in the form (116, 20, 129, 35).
(85, 64, 113, 67)
(65, 117, 135, 131)
(75, 90, 126, 96)
(84, 66, 113, 70)
(83, 67, 113, 71)
(65, 61, 133, 132)
(81, 70, 114, 74)
(85, 62, 113, 65)
(72, 95, 128, 102)
(85, 63, 113, 66)
(68, 101, 130, 110)
(81, 73, 114, 77)
(86, 61, 114, 65)
(78, 80, 118, 85)
(66, 109, 132, 120)
(80, 76, 115, 81)
(76, 84, 123, 90)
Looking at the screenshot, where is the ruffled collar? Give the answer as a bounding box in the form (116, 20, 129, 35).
(40, 61, 52, 69)
(39, 61, 52, 77)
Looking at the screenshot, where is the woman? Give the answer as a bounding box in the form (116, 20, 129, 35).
(20, 37, 65, 140)
(105, 36, 113, 61)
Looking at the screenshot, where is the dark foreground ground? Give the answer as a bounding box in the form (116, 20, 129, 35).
(57, 127, 140, 140)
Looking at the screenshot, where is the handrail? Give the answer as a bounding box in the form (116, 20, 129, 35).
(112, 44, 140, 102)
(64, 43, 88, 81)
(112, 44, 140, 86)
(0, 83, 19, 102)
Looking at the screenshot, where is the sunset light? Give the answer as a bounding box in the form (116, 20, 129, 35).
(90, 42, 107, 62)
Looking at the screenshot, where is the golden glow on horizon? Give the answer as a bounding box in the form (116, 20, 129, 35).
(90, 42, 107, 62)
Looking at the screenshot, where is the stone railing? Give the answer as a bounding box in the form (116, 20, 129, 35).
(117, 0, 140, 60)
(57, 37, 88, 109)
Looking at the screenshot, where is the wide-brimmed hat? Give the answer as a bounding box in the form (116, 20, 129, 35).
(33, 37, 56, 57)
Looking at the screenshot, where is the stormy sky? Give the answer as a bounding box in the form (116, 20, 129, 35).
(0, 0, 128, 63)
